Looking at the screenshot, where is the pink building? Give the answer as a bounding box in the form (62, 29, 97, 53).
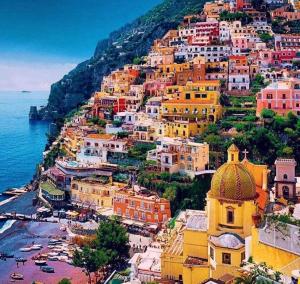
(258, 50, 297, 66)
(256, 79, 300, 116)
(274, 158, 298, 201)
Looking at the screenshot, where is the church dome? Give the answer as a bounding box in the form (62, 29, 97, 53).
(208, 144, 256, 201)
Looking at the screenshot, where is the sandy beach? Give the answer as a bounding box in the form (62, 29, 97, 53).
(0, 193, 89, 284)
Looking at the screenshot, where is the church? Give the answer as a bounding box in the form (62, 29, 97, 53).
(161, 144, 269, 283)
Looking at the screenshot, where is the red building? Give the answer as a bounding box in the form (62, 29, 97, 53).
(92, 93, 126, 118)
(113, 189, 171, 225)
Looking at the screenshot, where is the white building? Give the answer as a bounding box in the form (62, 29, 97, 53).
(77, 134, 128, 166)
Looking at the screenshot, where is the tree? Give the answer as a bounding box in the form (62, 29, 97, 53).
(260, 109, 275, 119)
(95, 218, 130, 267)
(73, 246, 108, 284)
(259, 33, 273, 43)
(163, 185, 177, 202)
(58, 279, 72, 284)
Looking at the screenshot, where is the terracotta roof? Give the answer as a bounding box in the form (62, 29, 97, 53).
(86, 134, 113, 140)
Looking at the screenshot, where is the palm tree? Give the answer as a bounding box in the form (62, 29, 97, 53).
(235, 273, 255, 284)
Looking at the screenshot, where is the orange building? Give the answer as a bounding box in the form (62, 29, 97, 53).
(113, 188, 171, 224)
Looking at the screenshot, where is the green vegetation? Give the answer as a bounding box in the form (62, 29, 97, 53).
(128, 142, 156, 161)
(57, 279, 72, 284)
(138, 172, 212, 213)
(43, 144, 66, 170)
(40, 181, 64, 196)
(88, 117, 107, 127)
(73, 218, 129, 284)
(197, 110, 300, 168)
(259, 33, 274, 44)
(251, 74, 268, 95)
(236, 262, 282, 283)
(219, 11, 253, 24)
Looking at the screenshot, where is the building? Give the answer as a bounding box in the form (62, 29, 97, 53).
(162, 81, 223, 138)
(130, 246, 162, 282)
(256, 79, 300, 116)
(275, 34, 300, 51)
(113, 187, 171, 225)
(228, 55, 250, 91)
(274, 158, 299, 201)
(147, 137, 209, 177)
(77, 134, 128, 166)
(71, 174, 124, 212)
(161, 145, 269, 283)
(92, 92, 127, 119)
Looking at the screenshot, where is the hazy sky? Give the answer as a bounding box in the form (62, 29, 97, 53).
(0, 0, 162, 91)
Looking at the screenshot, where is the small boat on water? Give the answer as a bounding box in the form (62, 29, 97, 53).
(19, 246, 32, 252)
(31, 244, 43, 250)
(47, 252, 58, 257)
(48, 255, 59, 261)
(40, 266, 54, 273)
(35, 260, 47, 266)
(10, 273, 24, 280)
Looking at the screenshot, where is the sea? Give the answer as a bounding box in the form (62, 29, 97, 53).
(0, 91, 49, 201)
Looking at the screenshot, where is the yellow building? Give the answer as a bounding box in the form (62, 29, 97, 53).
(161, 145, 269, 283)
(61, 127, 83, 157)
(70, 175, 125, 212)
(162, 81, 223, 138)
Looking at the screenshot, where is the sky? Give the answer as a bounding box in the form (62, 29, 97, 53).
(0, 0, 162, 91)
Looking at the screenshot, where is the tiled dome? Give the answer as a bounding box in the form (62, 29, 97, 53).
(208, 144, 256, 201)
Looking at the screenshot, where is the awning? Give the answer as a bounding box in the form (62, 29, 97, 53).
(122, 219, 134, 225)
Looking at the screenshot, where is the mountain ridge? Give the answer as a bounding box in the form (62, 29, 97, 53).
(38, 0, 206, 120)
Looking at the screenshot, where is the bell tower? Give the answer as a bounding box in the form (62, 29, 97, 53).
(227, 144, 239, 163)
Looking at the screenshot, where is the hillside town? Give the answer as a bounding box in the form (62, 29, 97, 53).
(12, 0, 300, 282)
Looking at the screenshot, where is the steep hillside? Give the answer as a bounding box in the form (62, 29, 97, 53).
(38, 0, 205, 120)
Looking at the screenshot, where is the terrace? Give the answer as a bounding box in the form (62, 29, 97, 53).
(40, 181, 65, 201)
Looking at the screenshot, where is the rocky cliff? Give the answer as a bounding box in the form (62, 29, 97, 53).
(38, 0, 205, 120)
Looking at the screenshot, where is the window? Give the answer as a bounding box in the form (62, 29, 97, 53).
(267, 94, 273, 99)
(283, 174, 288, 180)
(210, 246, 215, 260)
(241, 251, 245, 263)
(282, 94, 286, 99)
(222, 253, 231, 264)
(283, 103, 286, 109)
(185, 93, 191, 99)
(227, 207, 234, 224)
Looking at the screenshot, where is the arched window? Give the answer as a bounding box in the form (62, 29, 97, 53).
(227, 207, 234, 224)
(283, 174, 288, 180)
(282, 186, 289, 199)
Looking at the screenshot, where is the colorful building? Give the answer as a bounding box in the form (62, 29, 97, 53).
(70, 174, 124, 212)
(162, 81, 223, 137)
(256, 79, 300, 116)
(113, 187, 171, 225)
(147, 137, 209, 177)
(161, 145, 269, 283)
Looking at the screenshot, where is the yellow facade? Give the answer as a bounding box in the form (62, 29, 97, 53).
(251, 227, 299, 272)
(162, 81, 223, 138)
(164, 120, 207, 138)
(71, 177, 125, 211)
(161, 145, 268, 284)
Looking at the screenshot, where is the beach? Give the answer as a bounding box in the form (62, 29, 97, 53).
(0, 193, 89, 284)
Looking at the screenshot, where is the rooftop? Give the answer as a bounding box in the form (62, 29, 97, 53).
(209, 233, 245, 249)
(40, 182, 64, 196)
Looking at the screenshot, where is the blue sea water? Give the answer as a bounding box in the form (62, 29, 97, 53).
(0, 91, 49, 201)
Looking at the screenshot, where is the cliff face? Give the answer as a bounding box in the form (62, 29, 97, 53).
(38, 0, 205, 120)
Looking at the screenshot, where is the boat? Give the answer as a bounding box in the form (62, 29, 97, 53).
(47, 252, 58, 257)
(31, 244, 43, 250)
(47, 245, 55, 249)
(35, 260, 47, 266)
(40, 266, 54, 273)
(48, 255, 59, 261)
(10, 273, 24, 280)
(19, 246, 32, 252)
